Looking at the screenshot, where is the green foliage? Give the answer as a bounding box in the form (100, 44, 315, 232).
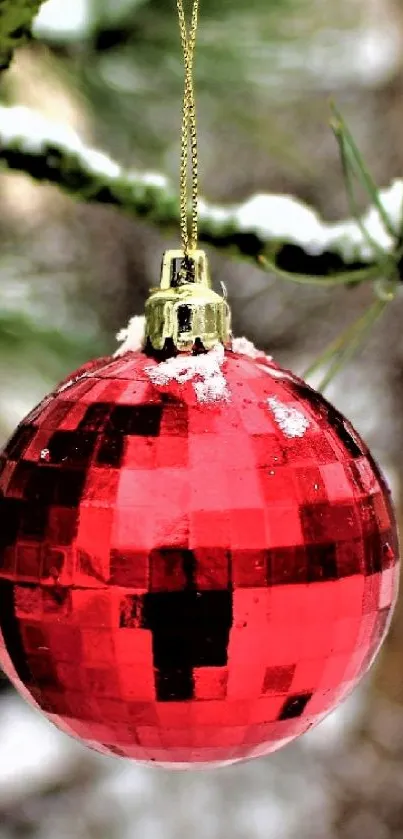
(39, 0, 304, 168)
(0, 308, 106, 382)
(0, 0, 46, 70)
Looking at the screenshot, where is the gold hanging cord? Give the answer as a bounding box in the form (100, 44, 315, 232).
(176, 0, 199, 256)
(144, 0, 231, 353)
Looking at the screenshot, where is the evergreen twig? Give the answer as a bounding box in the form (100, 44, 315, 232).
(0, 103, 400, 390)
(0, 106, 401, 280)
(302, 109, 401, 390)
(0, 0, 46, 71)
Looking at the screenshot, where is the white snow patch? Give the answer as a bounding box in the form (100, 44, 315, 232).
(258, 364, 296, 384)
(232, 336, 266, 360)
(236, 193, 325, 245)
(200, 182, 403, 264)
(0, 107, 155, 192)
(198, 198, 233, 225)
(146, 344, 230, 403)
(115, 315, 146, 356)
(193, 374, 228, 404)
(138, 172, 170, 189)
(268, 396, 310, 438)
(79, 147, 122, 180)
(34, 0, 91, 40)
(0, 106, 82, 156)
(233, 190, 400, 263)
(376, 178, 403, 232)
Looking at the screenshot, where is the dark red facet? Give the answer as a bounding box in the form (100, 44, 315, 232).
(0, 349, 399, 768)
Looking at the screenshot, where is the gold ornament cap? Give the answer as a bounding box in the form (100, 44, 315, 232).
(145, 249, 231, 353)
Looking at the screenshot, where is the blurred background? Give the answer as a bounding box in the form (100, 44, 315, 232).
(1, 0, 403, 837)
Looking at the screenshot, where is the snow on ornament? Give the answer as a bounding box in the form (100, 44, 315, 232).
(0, 248, 399, 769)
(267, 396, 310, 439)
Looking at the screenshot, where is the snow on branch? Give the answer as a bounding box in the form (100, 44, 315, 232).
(0, 105, 401, 274)
(0, 1, 46, 71)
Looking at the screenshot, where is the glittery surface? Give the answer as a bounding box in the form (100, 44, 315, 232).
(0, 350, 399, 768)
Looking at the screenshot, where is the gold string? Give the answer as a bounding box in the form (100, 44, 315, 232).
(176, 0, 199, 256)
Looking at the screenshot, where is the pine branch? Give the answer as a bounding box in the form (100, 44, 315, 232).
(0, 105, 401, 276)
(0, 0, 46, 71)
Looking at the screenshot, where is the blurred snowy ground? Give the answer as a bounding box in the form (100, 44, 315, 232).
(0, 688, 364, 839)
(1, 679, 403, 839)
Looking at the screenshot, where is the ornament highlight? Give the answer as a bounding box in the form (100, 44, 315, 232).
(0, 250, 399, 768)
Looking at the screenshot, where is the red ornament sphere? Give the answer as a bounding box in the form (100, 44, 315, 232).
(0, 347, 399, 768)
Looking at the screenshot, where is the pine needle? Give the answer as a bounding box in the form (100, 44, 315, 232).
(305, 297, 390, 392)
(331, 103, 397, 242)
(259, 254, 378, 287)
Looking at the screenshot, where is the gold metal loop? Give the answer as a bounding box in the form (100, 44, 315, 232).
(176, 0, 199, 255)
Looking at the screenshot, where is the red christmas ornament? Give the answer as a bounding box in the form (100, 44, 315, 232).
(0, 250, 399, 769)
